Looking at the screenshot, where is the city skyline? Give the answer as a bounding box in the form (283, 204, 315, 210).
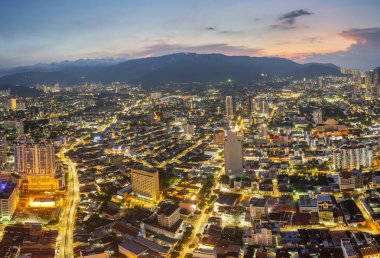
(1, 0, 380, 69)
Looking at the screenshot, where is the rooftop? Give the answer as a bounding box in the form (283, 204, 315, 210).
(0, 182, 18, 199)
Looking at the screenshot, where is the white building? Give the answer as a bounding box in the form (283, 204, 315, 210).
(333, 144, 373, 170)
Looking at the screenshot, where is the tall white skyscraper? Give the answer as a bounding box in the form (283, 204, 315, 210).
(224, 131, 243, 176)
(226, 96, 234, 119)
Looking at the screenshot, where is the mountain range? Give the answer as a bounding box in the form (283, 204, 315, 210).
(0, 53, 343, 87)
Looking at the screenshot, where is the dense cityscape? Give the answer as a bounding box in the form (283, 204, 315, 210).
(0, 67, 378, 257)
(1, 1, 380, 258)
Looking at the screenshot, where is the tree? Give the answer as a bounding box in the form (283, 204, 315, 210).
(233, 205, 246, 224)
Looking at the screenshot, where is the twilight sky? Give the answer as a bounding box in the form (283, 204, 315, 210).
(1, 0, 380, 69)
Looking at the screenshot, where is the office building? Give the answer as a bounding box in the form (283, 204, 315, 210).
(0, 134, 7, 166)
(141, 203, 184, 239)
(338, 170, 363, 191)
(226, 96, 234, 119)
(157, 203, 181, 228)
(0, 182, 19, 221)
(250, 198, 268, 219)
(131, 167, 160, 202)
(312, 109, 323, 124)
(15, 138, 58, 192)
(8, 98, 16, 111)
(333, 144, 373, 170)
(257, 98, 269, 118)
(224, 131, 243, 176)
(150, 92, 162, 100)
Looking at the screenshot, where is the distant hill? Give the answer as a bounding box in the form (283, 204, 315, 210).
(0, 58, 125, 77)
(0, 53, 342, 87)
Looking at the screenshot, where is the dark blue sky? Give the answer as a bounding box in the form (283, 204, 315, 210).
(1, 0, 380, 69)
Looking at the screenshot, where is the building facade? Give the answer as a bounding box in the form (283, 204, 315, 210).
(333, 144, 373, 170)
(224, 131, 244, 177)
(131, 167, 160, 202)
(15, 138, 58, 192)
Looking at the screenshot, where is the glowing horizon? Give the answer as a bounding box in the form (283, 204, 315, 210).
(1, 0, 380, 69)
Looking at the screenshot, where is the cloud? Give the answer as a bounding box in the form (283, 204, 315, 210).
(203, 26, 245, 35)
(271, 9, 314, 29)
(127, 43, 263, 59)
(304, 37, 323, 44)
(304, 27, 380, 69)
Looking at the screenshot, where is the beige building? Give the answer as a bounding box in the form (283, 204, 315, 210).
(224, 131, 244, 176)
(157, 203, 181, 228)
(226, 96, 234, 119)
(9, 98, 16, 111)
(131, 167, 160, 202)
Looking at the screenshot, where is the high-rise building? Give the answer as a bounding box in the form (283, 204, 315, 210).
(8, 98, 16, 111)
(0, 134, 7, 166)
(312, 109, 323, 124)
(375, 69, 380, 99)
(224, 131, 243, 176)
(257, 98, 269, 118)
(226, 96, 234, 119)
(318, 77, 324, 88)
(332, 144, 373, 170)
(250, 96, 257, 114)
(0, 182, 19, 221)
(150, 92, 162, 100)
(364, 70, 376, 99)
(15, 138, 58, 192)
(131, 166, 160, 202)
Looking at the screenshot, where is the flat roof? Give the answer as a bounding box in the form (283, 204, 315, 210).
(250, 198, 267, 207)
(0, 182, 17, 199)
(119, 240, 147, 255)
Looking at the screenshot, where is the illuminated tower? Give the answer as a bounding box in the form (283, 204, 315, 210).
(15, 138, 58, 192)
(8, 98, 16, 111)
(226, 96, 234, 119)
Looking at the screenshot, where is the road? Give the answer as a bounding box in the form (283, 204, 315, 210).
(354, 195, 380, 234)
(56, 140, 81, 258)
(57, 102, 139, 257)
